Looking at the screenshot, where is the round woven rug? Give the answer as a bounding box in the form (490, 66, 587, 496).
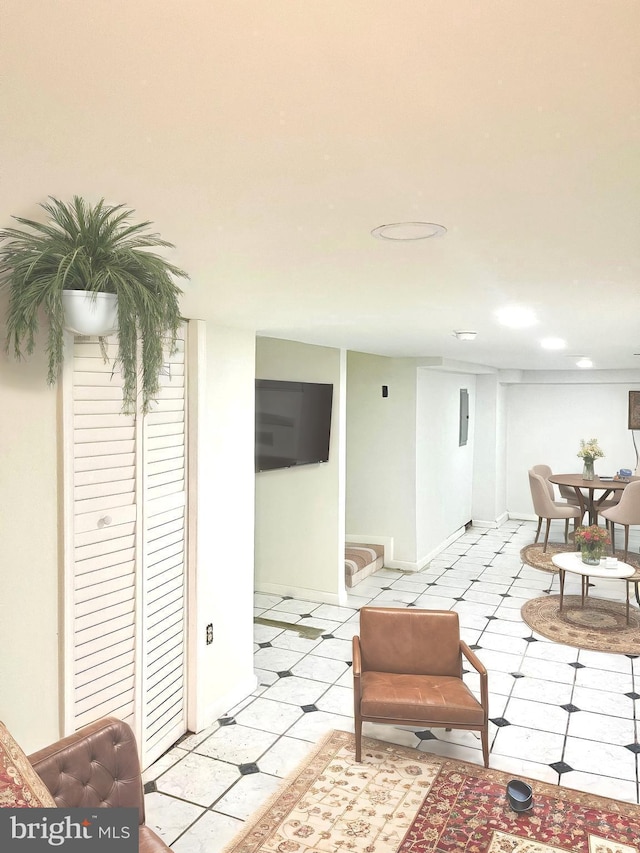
(520, 543, 640, 575)
(521, 595, 640, 654)
(519, 543, 575, 573)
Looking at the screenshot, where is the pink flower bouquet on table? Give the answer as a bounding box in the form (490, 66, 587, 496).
(574, 524, 610, 565)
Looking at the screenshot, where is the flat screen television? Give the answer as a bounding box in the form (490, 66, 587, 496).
(255, 379, 333, 472)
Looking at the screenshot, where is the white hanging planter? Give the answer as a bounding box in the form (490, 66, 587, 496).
(62, 290, 118, 336)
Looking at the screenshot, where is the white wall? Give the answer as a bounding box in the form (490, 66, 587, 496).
(346, 352, 417, 563)
(0, 291, 60, 752)
(255, 338, 346, 603)
(416, 369, 476, 560)
(506, 377, 640, 516)
(496, 379, 507, 515)
(472, 374, 508, 525)
(188, 322, 257, 730)
(346, 355, 477, 567)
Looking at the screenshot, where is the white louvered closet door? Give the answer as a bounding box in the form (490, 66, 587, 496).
(68, 330, 187, 768)
(140, 339, 187, 767)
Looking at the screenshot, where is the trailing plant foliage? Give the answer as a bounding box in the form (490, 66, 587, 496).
(0, 196, 188, 413)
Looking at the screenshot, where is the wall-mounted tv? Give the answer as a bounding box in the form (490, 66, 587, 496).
(255, 379, 333, 472)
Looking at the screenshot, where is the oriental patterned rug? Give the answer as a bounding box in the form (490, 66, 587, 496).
(221, 730, 640, 853)
(521, 594, 640, 654)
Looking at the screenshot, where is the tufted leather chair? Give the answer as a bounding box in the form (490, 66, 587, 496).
(352, 607, 489, 767)
(28, 717, 171, 853)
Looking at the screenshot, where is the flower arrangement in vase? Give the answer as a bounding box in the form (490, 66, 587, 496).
(577, 438, 604, 481)
(574, 524, 610, 565)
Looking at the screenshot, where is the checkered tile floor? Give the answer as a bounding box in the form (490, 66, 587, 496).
(142, 520, 640, 852)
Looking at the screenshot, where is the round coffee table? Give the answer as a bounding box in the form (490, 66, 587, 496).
(551, 551, 635, 624)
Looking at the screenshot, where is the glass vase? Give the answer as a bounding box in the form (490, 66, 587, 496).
(581, 543, 602, 565)
(582, 458, 595, 480)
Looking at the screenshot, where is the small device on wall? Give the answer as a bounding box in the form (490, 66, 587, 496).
(382, 385, 388, 398)
(629, 391, 640, 429)
(459, 388, 469, 446)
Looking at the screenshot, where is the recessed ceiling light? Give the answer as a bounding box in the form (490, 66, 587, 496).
(576, 358, 593, 369)
(454, 330, 477, 341)
(371, 222, 447, 241)
(540, 337, 566, 350)
(495, 306, 537, 329)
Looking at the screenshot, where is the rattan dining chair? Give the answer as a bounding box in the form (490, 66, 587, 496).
(528, 470, 582, 552)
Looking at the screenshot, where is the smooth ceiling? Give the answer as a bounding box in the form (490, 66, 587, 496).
(2, 1, 639, 371)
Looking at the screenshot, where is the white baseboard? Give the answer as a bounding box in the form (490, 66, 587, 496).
(384, 558, 424, 571)
(386, 525, 467, 572)
(508, 512, 538, 522)
(195, 674, 258, 732)
(473, 512, 510, 529)
(258, 580, 344, 606)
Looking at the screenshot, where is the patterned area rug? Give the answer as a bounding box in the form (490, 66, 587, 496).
(522, 595, 640, 654)
(222, 730, 640, 853)
(521, 542, 640, 576)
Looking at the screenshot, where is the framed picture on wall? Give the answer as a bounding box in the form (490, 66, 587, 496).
(629, 391, 640, 429)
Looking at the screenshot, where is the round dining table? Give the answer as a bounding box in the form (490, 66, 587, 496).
(548, 473, 640, 525)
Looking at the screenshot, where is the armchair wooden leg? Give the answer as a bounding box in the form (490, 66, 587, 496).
(534, 517, 542, 544)
(564, 518, 569, 544)
(355, 715, 362, 762)
(481, 727, 489, 768)
(542, 519, 551, 553)
(610, 523, 616, 557)
(623, 525, 629, 564)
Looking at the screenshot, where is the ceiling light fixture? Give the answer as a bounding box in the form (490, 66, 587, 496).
(576, 358, 593, 369)
(495, 305, 537, 329)
(454, 330, 477, 341)
(371, 221, 447, 241)
(540, 337, 567, 350)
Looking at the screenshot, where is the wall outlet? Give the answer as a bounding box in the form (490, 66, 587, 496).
(206, 623, 213, 645)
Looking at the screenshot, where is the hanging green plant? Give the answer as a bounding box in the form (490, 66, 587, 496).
(0, 195, 188, 413)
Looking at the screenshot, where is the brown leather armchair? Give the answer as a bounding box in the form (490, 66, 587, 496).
(352, 607, 489, 767)
(28, 717, 171, 853)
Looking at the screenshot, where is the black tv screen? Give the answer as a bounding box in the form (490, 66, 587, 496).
(255, 379, 333, 472)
